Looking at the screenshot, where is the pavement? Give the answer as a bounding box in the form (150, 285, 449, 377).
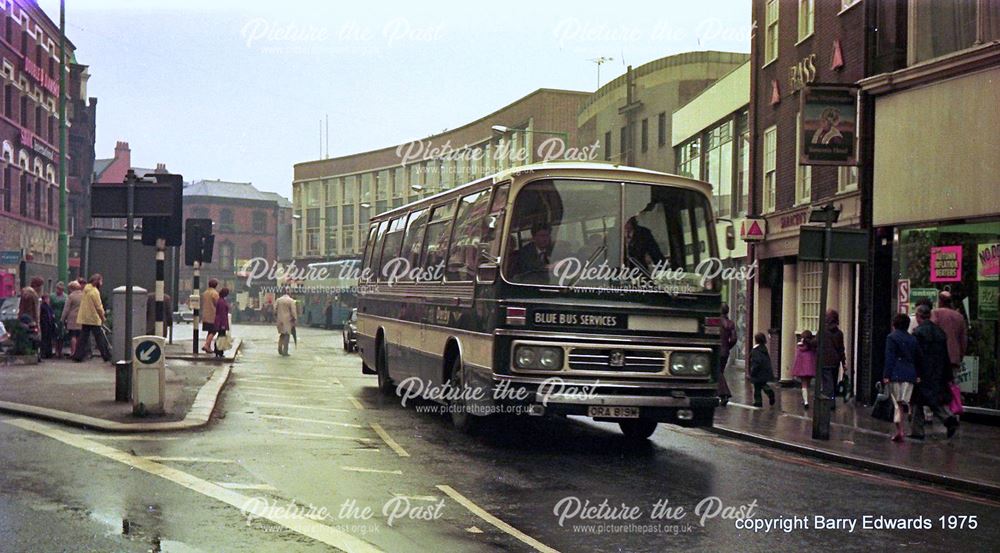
(713, 364, 1000, 497)
(0, 323, 241, 432)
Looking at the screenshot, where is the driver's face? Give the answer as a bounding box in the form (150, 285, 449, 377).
(533, 230, 551, 250)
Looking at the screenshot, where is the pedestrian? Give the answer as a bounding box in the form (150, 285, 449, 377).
(749, 332, 776, 408)
(791, 329, 818, 409)
(325, 300, 334, 330)
(201, 278, 220, 354)
(818, 309, 847, 409)
(275, 290, 297, 356)
(884, 313, 922, 442)
(50, 282, 67, 357)
(911, 305, 960, 439)
(213, 288, 231, 358)
(18, 276, 43, 324)
(931, 291, 967, 378)
(717, 303, 736, 406)
(73, 274, 111, 363)
(61, 281, 83, 359)
(39, 294, 56, 359)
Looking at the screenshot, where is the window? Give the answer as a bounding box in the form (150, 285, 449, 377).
(363, 221, 387, 279)
(798, 262, 822, 333)
(704, 121, 733, 217)
(219, 241, 235, 269)
(763, 126, 777, 213)
(910, 0, 999, 64)
(603, 131, 612, 160)
(838, 166, 859, 192)
(192, 206, 210, 219)
(325, 226, 338, 255)
(1, 167, 9, 212)
(251, 241, 267, 259)
(253, 211, 267, 233)
(4, 85, 13, 117)
(798, 0, 814, 42)
(325, 206, 338, 227)
(765, 0, 780, 64)
(219, 208, 234, 232)
(640, 118, 649, 153)
(377, 216, 407, 282)
(795, 115, 812, 205)
(343, 176, 356, 203)
(361, 223, 379, 277)
(677, 139, 701, 180)
(420, 202, 456, 277)
(619, 126, 627, 160)
(657, 112, 667, 147)
(446, 190, 491, 281)
(736, 111, 750, 216)
(20, 94, 28, 127)
(399, 208, 429, 276)
(47, 185, 53, 224)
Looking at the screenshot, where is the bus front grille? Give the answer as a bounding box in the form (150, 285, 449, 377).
(567, 348, 666, 373)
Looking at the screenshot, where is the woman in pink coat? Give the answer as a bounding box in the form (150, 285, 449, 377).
(792, 330, 818, 409)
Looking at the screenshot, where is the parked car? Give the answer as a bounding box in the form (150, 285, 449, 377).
(173, 308, 194, 324)
(1, 296, 19, 321)
(342, 308, 358, 352)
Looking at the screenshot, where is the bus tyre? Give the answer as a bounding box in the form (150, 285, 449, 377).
(448, 357, 479, 435)
(619, 419, 658, 440)
(376, 342, 394, 395)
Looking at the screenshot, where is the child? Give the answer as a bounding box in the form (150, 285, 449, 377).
(791, 330, 818, 409)
(749, 332, 776, 408)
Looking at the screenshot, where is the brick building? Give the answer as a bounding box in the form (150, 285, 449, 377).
(0, 0, 81, 292)
(748, 0, 867, 386)
(66, 59, 96, 280)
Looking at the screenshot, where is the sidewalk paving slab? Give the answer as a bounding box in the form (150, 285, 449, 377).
(712, 365, 1000, 497)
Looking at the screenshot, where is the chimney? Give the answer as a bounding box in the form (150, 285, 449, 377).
(155, 163, 167, 174)
(114, 141, 131, 168)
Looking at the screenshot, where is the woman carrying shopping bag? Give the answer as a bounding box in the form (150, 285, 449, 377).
(883, 313, 924, 442)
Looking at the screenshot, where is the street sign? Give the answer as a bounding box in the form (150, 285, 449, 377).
(799, 226, 869, 263)
(0, 250, 21, 265)
(740, 218, 766, 242)
(897, 279, 910, 314)
(135, 339, 162, 365)
(91, 183, 177, 218)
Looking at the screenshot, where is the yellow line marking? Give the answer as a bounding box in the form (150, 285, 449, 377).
(272, 430, 375, 442)
(5, 418, 383, 553)
(240, 383, 334, 391)
(141, 456, 237, 464)
(347, 397, 364, 410)
(251, 402, 351, 413)
(436, 485, 560, 553)
(341, 466, 402, 475)
(241, 391, 310, 400)
(241, 374, 329, 384)
(369, 423, 409, 458)
(215, 482, 279, 491)
(392, 494, 440, 502)
(260, 414, 362, 429)
(82, 435, 181, 441)
(352, 448, 381, 452)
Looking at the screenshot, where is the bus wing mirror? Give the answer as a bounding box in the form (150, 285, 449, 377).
(726, 226, 736, 251)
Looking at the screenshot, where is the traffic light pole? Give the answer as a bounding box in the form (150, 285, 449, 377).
(811, 205, 836, 440)
(155, 238, 166, 337)
(192, 261, 200, 355)
(125, 170, 136, 370)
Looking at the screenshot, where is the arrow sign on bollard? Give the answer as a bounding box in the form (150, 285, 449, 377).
(135, 340, 162, 365)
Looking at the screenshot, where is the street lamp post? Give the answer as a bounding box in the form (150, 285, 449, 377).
(57, 0, 68, 283)
(809, 203, 841, 440)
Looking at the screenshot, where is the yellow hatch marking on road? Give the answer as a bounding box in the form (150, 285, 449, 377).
(4, 418, 384, 553)
(272, 430, 376, 442)
(215, 482, 279, 491)
(141, 456, 237, 464)
(347, 397, 364, 410)
(241, 391, 310, 400)
(251, 402, 351, 413)
(341, 466, 402, 475)
(369, 423, 410, 458)
(260, 414, 363, 428)
(436, 485, 560, 553)
(241, 374, 330, 384)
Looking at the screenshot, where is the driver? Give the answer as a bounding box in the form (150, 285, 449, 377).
(511, 222, 554, 282)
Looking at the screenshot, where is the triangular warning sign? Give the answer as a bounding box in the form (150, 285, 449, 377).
(747, 221, 763, 237)
(770, 80, 781, 105)
(831, 39, 844, 70)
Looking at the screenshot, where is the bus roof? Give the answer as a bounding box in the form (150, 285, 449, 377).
(371, 161, 713, 222)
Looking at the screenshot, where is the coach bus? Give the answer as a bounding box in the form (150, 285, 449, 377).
(356, 162, 728, 439)
(302, 258, 361, 328)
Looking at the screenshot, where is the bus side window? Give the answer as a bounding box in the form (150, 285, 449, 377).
(360, 223, 378, 282)
(420, 202, 456, 281)
(367, 221, 390, 282)
(377, 216, 408, 282)
(446, 189, 491, 282)
(478, 184, 509, 282)
(398, 208, 429, 281)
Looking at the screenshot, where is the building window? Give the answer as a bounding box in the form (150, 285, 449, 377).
(603, 131, 612, 160)
(798, 261, 822, 333)
(765, 0, 780, 64)
(619, 126, 627, 161)
(0, 167, 9, 212)
(763, 126, 777, 213)
(343, 227, 355, 253)
(640, 118, 649, 153)
(47, 185, 54, 225)
(736, 111, 750, 216)
(219, 208, 234, 232)
(838, 165, 859, 192)
(910, 0, 999, 64)
(219, 241, 235, 269)
(795, 114, 812, 205)
(4, 85, 12, 117)
(19, 94, 28, 127)
(657, 112, 667, 147)
(192, 206, 210, 219)
(798, 0, 814, 42)
(677, 138, 702, 180)
(252, 210, 267, 233)
(20, 176, 29, 217)
(705, 121, 733, 217)
(251, 241, 267, 259)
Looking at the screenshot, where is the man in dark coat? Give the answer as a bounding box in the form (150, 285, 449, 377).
(911, 305, 959, 439)
(749, 333, 776, 408)
(511, 223, 554, 283)
(819, 309, 847, 407)
(717, 303, 736, 406)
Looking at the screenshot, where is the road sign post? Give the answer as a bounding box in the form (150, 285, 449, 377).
(132, 335, 166, 416)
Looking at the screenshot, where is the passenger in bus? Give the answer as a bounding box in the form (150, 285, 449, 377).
(625, 217, 664, 273)
(510, 222, 554, 283)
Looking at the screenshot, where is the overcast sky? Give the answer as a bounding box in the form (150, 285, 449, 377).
(39, 0, 750, 199)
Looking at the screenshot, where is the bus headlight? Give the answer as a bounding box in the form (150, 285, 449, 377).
(669, 352, 712, 376)
(514, 345, 563, 371)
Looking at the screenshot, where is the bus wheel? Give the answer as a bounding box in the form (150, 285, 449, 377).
(448, 356, 479, 435)
(376, 341, 394, 395)
(619, 419, 658, 440)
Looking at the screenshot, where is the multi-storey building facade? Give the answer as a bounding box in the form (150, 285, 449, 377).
(291, 88, 590, 263)
(0, 0, 79, 291)
(66, 59, 96, 280)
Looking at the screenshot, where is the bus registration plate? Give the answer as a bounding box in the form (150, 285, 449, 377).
(588, 406, 639, 419)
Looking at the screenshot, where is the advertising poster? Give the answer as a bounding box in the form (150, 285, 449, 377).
(930, 245, 962, 282)
(800, 86, 858, 165)
(978, 242, 999, 281)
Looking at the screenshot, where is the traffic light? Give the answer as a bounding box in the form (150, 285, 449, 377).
(184, 218, 214, 266)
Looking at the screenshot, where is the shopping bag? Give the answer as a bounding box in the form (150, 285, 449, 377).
(948, 382, 964, 415)
(871, 383, 894, 422)
(215, 334, 233, 351)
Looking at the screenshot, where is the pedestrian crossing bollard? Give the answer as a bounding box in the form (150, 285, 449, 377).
(132, 335, 165, 416)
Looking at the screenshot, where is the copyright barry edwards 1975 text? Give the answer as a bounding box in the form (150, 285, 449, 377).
(738, 515, 979, 533)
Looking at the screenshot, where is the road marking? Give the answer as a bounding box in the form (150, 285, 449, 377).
(242, 391, 310, 401)
(347, 397, 364, 410)
(141, 456, 237, 464)
(272, 430, 375, 442)
(241, 374, 329, 384)
(240, 384, 334, 392)
(393, 494, 440, 502)
(251, 402, 351, 413)
(4, 418, 384, 553)
(216, 482, 279, 491)
(436, 485, 559, 553)
(341, 466, 402, 475)
(81, 435, 181, 441)
(260, 414, 363, 429)
(353, 448, 381, 452)
(370, 423, 410, 458)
